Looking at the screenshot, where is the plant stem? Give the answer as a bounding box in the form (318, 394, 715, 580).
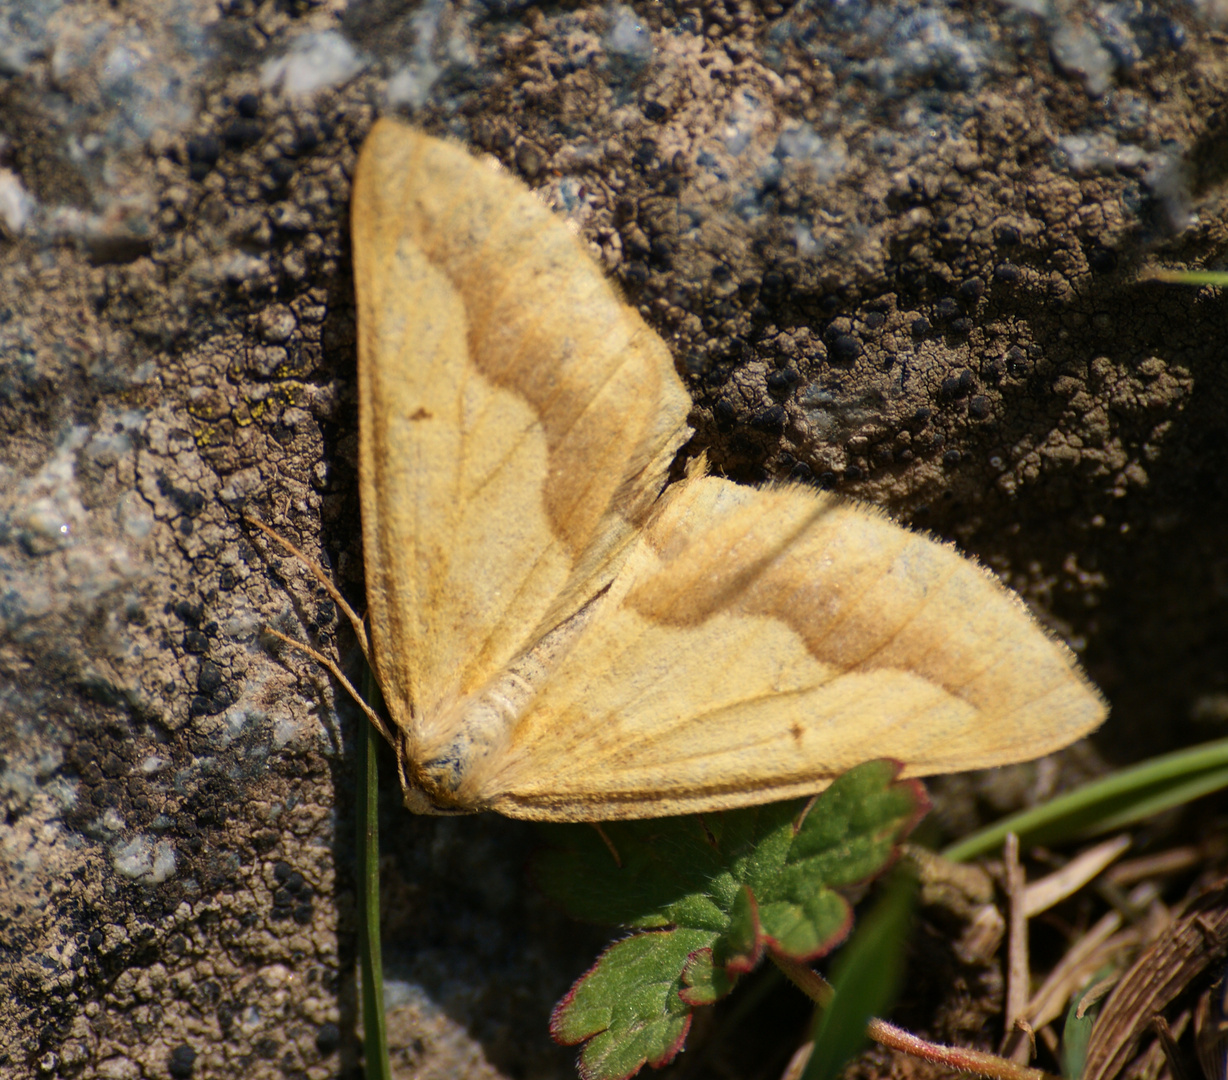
(356, 692, 390, 1080)
(770, 954, 1059, 1080)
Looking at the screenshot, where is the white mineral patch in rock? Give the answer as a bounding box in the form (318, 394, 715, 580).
(112, 836, 177, 883)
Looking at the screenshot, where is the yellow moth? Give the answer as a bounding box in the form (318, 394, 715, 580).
(282, 117, 1106, 822)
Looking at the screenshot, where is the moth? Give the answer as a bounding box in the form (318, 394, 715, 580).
(261, 118, 1106, 823)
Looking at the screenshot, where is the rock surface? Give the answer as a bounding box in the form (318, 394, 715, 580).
(1, 1, 1226, 1077)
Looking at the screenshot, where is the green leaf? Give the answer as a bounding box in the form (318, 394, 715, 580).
(802, 868, 917, 1080)
(717, 885, 764, 974)
(539, 761, 927, 1080)
(550, 929, 715, 1080)
(1059, 970, 1114, 1080)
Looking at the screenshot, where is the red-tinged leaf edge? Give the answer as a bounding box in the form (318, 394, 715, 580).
(565, 998, 693, 1080)
(678, 947, 733, 1006)
(720, 884, 765, 976)
(884, 774, 931, 859)
(645, 1015, 692, 1071)
(762, 895, 854, 964)
(573, 1016, 694, 1080)
(549, 763, 931, 1078)
(822, 761, 930, 860)
(549, 950, 606, 1047)
(550, 929, 706, 1057)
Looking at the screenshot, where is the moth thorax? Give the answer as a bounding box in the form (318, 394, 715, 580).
(410, 603, 599, 811)
(415, 667, 539, 798)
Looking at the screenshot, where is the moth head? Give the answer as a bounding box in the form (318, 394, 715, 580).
(396, 732, 481, 816)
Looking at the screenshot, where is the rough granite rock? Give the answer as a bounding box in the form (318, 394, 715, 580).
(1, 1, 1226, 1078)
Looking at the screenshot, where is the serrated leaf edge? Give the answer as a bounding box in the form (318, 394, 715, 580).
(724, 885, 765, 976)
(763, 898, 855, 964)
(550, 940, 619, 1046)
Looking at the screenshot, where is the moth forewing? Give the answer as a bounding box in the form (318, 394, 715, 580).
(347, 117, 1108, 822)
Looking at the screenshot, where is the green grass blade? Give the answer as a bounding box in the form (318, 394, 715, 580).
(802, 869, 917, 1080)
(1144, 268, 1228, 286)
(943, 736, 1228, 862)
(357, 669, 390, 1080)
(1059, 968, 1114, 1080)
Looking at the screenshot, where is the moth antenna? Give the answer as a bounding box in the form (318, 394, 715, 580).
(260, 623, 395, 748)
(590, 822, 622, 868)
(244, 514, 373, 666)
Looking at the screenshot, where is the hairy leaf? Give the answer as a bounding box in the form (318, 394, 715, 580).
(537, 761, 927, 1080)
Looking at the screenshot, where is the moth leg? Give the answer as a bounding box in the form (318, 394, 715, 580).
(590, 822, 622, 867)
(260, 623, 395, 747)
(244, 514, 373, 666)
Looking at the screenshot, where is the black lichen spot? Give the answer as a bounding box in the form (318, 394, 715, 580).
(311, 599, 336, 631)
(943, 449, 962, 466)
(752, 405, 787, 432)
(218, 568, 236, 591)
(168, 1044, 197, 1079)
(759, 270, 789, 303)
(949, 317, 973, 335)
(222, 118, 262, 150)
(197, 661, 223, 695)
(994, 262, 1020, 283)
(261, 157, 295, 197)
(911, 316, 932, 337)
(156, 473, 206, 519)
(957, 276, 985, 301)
(713, 397, 737, 429)
(933, 297, 959, 321)
(316, 1022, 341, 1056)
(940, 369, 974, 400)
(828, 334, 860, 364)
(184, 630, 209, 655)
(190, 689, 234, 717)
(994, 224, 1020, 246)
(622, 261, 648, 286)
(844, 465, 863, 482)
(642, 99, 667, 121)
(981, 356, 1005, 382)
(185, 135, 220, 181)
(969, 395, 991, 419)
(289, 128, 320, 157)
(649, 237, 675, 270)
(1004, 345, 1031, 376)
(235, 93, 260, 119)
(766, 368, 799, 395)
(174, 600, 203, 626)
